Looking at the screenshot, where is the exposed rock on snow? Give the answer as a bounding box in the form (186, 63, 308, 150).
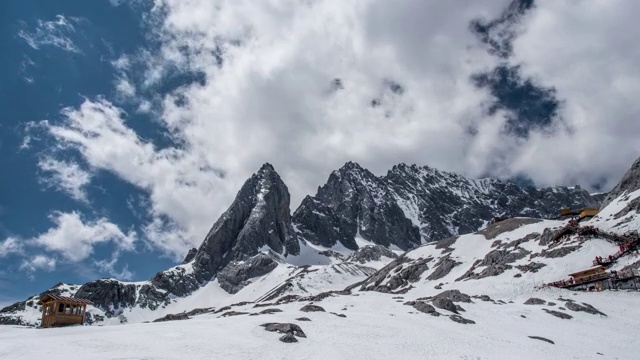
(565, 302, 607, 316)
(449, 315, 475, 324)
(601, 156, 640, 208)
(153, 313, 190, 322)
(261, 323, 307, 338)
(295, 317, 311, 321)
(359, 256, 431, 293)
(258, 308, 283, 315)
(182, 248, 198, 264)
(348, 245, 398, 264)
(528, 336, 555, 344)
(542, 309, 573, 320)
(279, 334, 298, 343)
(524, 298, 546, 305)
(300, 304, 325, 313)
(433, 298, 460, 314)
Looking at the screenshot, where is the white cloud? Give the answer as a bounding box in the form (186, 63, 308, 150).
(94, 254, 134, 281)
(38, 157, 91, 202)
(31, 211, 136, 262)
(38, 1, 640, 258)
(20, 255, 57, 273)
(18, 15, 82, 53)
(0, 237, 24, 257)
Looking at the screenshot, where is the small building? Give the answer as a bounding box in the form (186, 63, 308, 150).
(568, 265, 607, 284)
(579, 208, 599, 218)
(491, 216, 507, 224)
(37, 294, 93, 328)
(559, 208, 575, 217)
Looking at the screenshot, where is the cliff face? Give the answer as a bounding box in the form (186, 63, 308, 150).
(601, 156, 640, 208)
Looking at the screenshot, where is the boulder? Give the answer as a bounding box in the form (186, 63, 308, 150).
(449, 315, 475, 324)
(261, 323, 307, 338)
(524, 298, 546, 305)
(300, 304, 325, 313)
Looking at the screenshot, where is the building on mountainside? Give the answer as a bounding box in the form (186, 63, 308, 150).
(37, 295, 93, 328)
(578, 208, 599, 219)
(568, 266, 608, 284)
(559, 208, 576, 217)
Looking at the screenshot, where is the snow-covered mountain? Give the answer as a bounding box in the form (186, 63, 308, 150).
(0, 159, 633, 333)
(1, 157, 640, 358)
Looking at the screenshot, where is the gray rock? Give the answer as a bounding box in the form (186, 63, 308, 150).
(153, 313, 190, 322)
(601, 156, 640, 208)
(542, 309, 573, 320)
(524, 298, 546, 305)
(474, 295, 493, 302)
(300, 304, 325, 313)
(181, 248, 198, 264)
(220, 311, 248, 317)
(427, 256, 460, 281)
(515, 262, 546, 273)
(217, 253, 279, 294)
(261, 323, 307, 338)
(540, 246, 580, 259)
(565, 302, 607, 316)
(348, 245, 399, 264)
(184, 307, 215, 316)
(75, 279, 139, 314)
(359, 256, 431, 293)
(429, 289, 473, 303)
(449, 315, 475, 324)
(529, 336, 555, 344)
(406, 301, 440, 316)
(296, 317, 312, 321)
(433, 298, 459, 314)
(279, 334, 298, 343)
(259, 308, 283, 315)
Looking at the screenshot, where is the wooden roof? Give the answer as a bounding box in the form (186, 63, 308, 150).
(36, 294, 93, 306)
(569, 265, 606, 277)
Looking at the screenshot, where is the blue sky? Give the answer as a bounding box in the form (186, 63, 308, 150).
(1, 0, 639, 305)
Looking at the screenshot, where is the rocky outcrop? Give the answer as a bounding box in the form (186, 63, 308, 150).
(217, 253, 280, 294)
(348, 245, 398, 264)
(524, 298, 546, 305)
(75, 280, 138, 316)
(601, 156, 640, 208)
(153, 313, 190, 322)
(182, 248, 198, 264)
(359, 256, 432, 293)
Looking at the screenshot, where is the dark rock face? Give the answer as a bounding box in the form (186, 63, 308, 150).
(516, 262, 546, 273)
(449, 315, 475, 324)
(182, 248, 198, 264)
(406, 301, 440, 316)
(294, 162, 596, 248)
(601, 156, 640, 208)
(529, 336, 555, 344)
(217, 253, 280, 294)
(427, 256, 460, 281)
(258, 308, 283, 315)
(296, 317, 311, 321)
(192, 163, 300, 285)
(429, 290, 473, 303)
(75, 280, 138, 315)
(300, 304, 325, 313)
(348, 245, 399, 264)
(524, 298, 546, 305)
(153, 313, 190, 322)
(542, 309, 572, 320)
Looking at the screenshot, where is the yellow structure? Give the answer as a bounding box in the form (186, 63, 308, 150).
(579, 208, 599, 218)
(568, 265, 607, 284)
(37, 294, 93, 328)
(559, 208, 574, 216)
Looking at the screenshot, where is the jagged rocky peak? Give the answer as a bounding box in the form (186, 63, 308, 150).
(190, 163, 299, 283)
(294, 161, 598, 251)
(601, 156, 640, 208)
(293, 161, 421, 251)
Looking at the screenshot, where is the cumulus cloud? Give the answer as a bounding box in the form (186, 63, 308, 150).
(0, 238, 24, 257)
(38, 157, 92, 202)
(20, 255, 57, 274)
(18, 15, 82, 53)
(31, 211, 136, 262)
(36, 0, 640, 259)
(94, 254, 134, 281)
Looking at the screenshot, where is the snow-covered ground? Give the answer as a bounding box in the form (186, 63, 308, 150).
(1, 289, 638, 360)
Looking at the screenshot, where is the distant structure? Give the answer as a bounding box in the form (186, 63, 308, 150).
(558, 207, 599, 220)
(491, 216, 507, 224)
(37, 294, 93, 328)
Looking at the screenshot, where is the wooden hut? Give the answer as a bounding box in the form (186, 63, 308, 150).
(559, 208, 575, 217)
(37, 294, 93, 328)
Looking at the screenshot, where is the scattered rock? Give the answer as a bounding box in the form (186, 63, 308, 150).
(513, 273, 522, 278)
(330, 312, 347, 318)
(214, 306, 232, 314)
(520, 315, 526, 318)
(473, 295, 493, 302)
(542, 309, 573, 320)
(221, 311, 248, 317)
(524, 298, 546, 305)
(259, 308, 283, 315)
(296, 317, 311, 322)
(547, 302, 556, 307)
(185, 307, 215, 316)
(153, 313, 190, 322)
(349, 245, 399, 264)
(528, 336, 554, 344)
(455, 305, 465, 312)
(565, 302, 607, 316)
(515, 262, 547, 273)
(427, 256, 460, 281)
(406, 301, 440, 316)
(433, 298, 459, 314)
(261, 323, 307, 338)
(279, 334, 298, 343)
(449, 315, 475, 324)
(422, 289, 473, 303)
(300, 304, 325, 313)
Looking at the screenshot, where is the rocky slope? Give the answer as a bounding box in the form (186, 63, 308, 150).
(294, 162, 597, 250)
